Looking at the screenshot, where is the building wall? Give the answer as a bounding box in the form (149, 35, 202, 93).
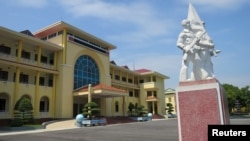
(48, 30, 112, 118)
(110, 65, 167, 116)
(0, 32, 59, 120)
(156, 77, 166, 115)
(165, 90, 176, 115)
(139, 76, 166, 115)
(0, 23, 168, 123)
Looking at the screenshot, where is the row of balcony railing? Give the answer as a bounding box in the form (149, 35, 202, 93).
(0, 52, 54, 70)
(111, 79, 140, 88)
(111, 80, 160, 90)
(0, 80, 53, 89)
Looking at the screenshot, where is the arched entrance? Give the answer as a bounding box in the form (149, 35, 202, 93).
(73, 55, 100, 117)
(74, 55, 100, 90)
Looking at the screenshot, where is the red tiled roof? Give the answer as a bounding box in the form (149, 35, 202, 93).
(135, 69, 152, 73)
(74, 84, 125, 93)
(73, 85, 89, 92)
(93, 84, 126, 93)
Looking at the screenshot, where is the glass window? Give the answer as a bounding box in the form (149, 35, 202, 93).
(48, 33, 56, 39)
(168, 97, 172, 102)
(147, 91, 152, 97)
(39, 77, 45, 86)
(39, 97, 49, 112)
(153, 76, 156, 82)
(134, 90, 139, 97)
(41, 36, 47, 40)
(74, 55, 99, 89)
(57, 30, 63, 35)
(0, 70, 8, 81)
(0, 99, 6, 112)
(35, 54, 48, 63)
(0, 94, 8, 112)
(21, 50, 30, 59)
(129, 91, 133, 97)
(128, 78, 132, 83)
(122, 77, 126, 82)
(20, 74, 29, 83)
(115, 75, 120, 80)
(115, 101, 119, 112)
(48, 79, 53, 87)
(41, 55, 47, 63)
(0, 45, 11, 54)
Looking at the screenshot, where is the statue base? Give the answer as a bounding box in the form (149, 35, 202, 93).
(176, 78, 230, 141)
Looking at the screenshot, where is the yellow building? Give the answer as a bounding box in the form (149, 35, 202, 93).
(165, 88, 176, 115)
(0, 21, 169, 125)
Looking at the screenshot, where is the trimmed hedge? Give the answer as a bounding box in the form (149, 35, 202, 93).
(10, 118, 23, 127)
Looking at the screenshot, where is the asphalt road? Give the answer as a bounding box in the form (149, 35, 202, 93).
(1, 118, 250, 141)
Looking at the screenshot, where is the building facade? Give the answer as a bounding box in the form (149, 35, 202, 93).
(0, 21, 169, 124)
(165, 88, 176, 115)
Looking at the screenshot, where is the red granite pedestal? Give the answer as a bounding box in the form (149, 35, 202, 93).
(176, 78, 230, 141)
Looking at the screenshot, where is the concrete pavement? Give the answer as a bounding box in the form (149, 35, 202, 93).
(45, 119, 78, 130)
(0, 118, 249, 141)
(0, 118, 166, 136)
(1, 119, 176, 141)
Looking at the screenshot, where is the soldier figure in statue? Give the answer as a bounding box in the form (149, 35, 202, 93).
(192, 20, 216, 79)
(177, 19, 203, 81)
(177, 3, 220, 81)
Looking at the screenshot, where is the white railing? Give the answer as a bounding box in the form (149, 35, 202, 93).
(22, 58, 37, 66)
(41, 63, 54, 69)
(0, 52, 55, 70)
(0, 52, 17, 61)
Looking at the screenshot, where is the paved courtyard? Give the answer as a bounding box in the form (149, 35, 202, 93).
(0, 118, 250, 141)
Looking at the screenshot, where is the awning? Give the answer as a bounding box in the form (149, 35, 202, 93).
(73, 84, 128, 98)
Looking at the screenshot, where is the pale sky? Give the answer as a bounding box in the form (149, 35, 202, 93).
(1, 0, 250, 89)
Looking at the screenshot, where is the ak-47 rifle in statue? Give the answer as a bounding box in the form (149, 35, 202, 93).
(182, 30, 206, 60)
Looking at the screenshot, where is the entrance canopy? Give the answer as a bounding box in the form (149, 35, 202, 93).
(73, 84, 128, 98)
(146, 96, 159, 102)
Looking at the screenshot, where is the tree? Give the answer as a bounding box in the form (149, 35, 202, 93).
(165, 103, 174, 115)
(223, 84, 240, 113)
(239, 86, 250, 112)
(128, 102, 135, 116)
(82, 102, 100, 120)
(14, 97, 33, 124)
(135, 105, 147, 117)
(222, 84, 250, 113)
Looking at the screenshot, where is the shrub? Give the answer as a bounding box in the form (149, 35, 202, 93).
(82, 102, 100, 119)
(165, 103, 174, 115)
(128, 103, 135, 116)
(135, 105, 147, 117)
(10, 118, 23, 127)
(14, 97, 34, 124)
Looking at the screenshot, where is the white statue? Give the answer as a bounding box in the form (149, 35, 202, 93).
(192, 20, 216, 79)
(177, 3, 220, 81)
(177, 19, 202, 81)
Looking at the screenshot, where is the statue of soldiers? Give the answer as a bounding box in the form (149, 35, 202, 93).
(176, 19, 202, 81)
